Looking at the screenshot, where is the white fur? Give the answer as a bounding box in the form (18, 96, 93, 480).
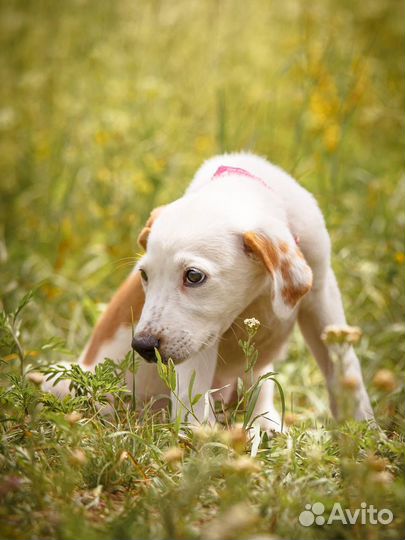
(45, 153, 374, 428)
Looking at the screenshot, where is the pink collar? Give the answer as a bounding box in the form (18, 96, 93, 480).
(211, 165, 300, 245)
(211, 165, 271, 191)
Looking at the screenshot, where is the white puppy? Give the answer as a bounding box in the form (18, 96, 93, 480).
(47, 153, 374, 430)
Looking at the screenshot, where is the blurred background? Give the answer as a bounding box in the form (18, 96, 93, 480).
(0, 0, 403, 423)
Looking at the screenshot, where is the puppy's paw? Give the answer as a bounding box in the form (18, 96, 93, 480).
(255, 409, 285, 434)
(40, 361, 73, 399)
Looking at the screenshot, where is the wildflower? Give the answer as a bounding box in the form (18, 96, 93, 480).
(162, 446, 184, 465)
(395, 252, 405, 264)
(365, 453, 388, 472)
(191, 424, 219, 442)
(372, 471, 394, 485)
(69, 449, 87, 466)
(341, 375, 360, 391)
(65, 411, 83, 425)
(119, 450, 129, 463)
(372, 369, 397, 392)
(321, 324, 362, 345)
(324, 124, 341, 152)
(308, 446, 323, 463)
(244, 318, 260, 331)
(203, 503, 259, 539)
(284, 412, 300, 426)
(223, 424, 247, 454)
(223, 456, 261, 474)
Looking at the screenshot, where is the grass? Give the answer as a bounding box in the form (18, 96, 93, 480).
(0, 1, 404, 539)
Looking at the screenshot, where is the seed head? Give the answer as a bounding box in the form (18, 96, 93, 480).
(65, 411, 83, 425)
(372, 369, 397, 392)
(321, 325, 362, 345)
(69, 449, 87, 466)
(163, 446, 184, 465)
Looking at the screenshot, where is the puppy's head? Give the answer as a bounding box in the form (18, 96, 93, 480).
(132, 191, 312, 364)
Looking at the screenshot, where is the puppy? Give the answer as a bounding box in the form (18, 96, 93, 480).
(46, 153, 374, 430)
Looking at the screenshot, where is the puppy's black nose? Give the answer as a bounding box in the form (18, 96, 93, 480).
(131, 334, 160, 363)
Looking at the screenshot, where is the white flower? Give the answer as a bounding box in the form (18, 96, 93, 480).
(244, 318, 261, 331)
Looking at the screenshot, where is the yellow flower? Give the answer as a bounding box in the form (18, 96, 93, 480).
(395, 252, 405, 264)
(222, 424, 247, 454)
(95, 131, 109, 146)
(97, 167, 112, 182)
(194, 135, 214, 154)
(324, 124, 341, 152)
(133, 172, 153, 195)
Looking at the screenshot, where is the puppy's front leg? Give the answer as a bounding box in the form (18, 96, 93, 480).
(298, 267, 373, 421)
(172, 344, 218, 425)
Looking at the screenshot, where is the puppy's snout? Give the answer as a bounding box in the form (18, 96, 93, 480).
(131, 334, 160, 363)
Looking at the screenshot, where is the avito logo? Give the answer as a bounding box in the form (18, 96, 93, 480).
(299, 501, 393, 527)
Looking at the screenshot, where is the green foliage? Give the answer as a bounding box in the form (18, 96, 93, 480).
(0, 0, 404, 539)
(43, 361, 128, 408)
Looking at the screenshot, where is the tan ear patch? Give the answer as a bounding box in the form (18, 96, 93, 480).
(137, 205, 166, 250)
(243, 231, 313, 317)
(137, 227, 152, 250)
(82, 271, 145, 366)
(243, 231, 280, 273)
(280, 255, 312, 307)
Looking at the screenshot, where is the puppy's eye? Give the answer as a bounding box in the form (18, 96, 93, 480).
(139, 269, 148, 282)
(184, 267, 206, 287)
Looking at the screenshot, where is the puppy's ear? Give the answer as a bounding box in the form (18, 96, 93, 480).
(243, 231, 312, 320)
(137, 206, 166, 250)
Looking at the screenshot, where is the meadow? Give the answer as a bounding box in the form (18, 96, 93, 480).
(0, 1, 404, 539)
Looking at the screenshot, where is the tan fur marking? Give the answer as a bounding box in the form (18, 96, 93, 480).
(244, 231, 312, 309)
(280, 250, 312, 306)
(82, 271, 145, 366)
(243, 232, 280, 272)
(295, 247, 305, 259)
(138, 227, 151, 250)
(280, 258, 292, 282)
(137, 205, 166, 250)
(281, 280, 312, 307)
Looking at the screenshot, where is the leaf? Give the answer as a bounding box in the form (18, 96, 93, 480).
(191, 393, 202, 406)
(188, 369, 196, 406)
(237, 377, 244, 400)
(13, 290, 34, 321)
(243, 381, 263, 428)
(167, 359, 177, 393)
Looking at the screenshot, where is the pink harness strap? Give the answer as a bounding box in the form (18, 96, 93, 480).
(212, 165, 271, 191)
(212, 165, 300, 246)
